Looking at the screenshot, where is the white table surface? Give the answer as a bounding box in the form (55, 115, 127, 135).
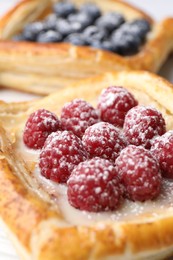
(0, 1, 173, 259)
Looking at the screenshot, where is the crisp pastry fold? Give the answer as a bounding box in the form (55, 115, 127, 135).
(0, 71, 173, 259)
(0, 0, 173, 94)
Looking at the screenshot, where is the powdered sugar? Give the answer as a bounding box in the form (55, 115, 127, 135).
(39, 131, 88, 183)
(34, 165, 173, 225)
(116, 145, 161, 201)
(23, 109, 61, 149)
(97, 86, 138, 127)
(82, 122, 126, 162)
(123, 105, 166, 149)
(67, 158, 122, 212)
(60, 99, 100, 138)
(151, 130, 173, 178)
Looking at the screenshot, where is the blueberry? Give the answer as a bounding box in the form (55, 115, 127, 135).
(37, 30, 63, 43)
(118, 19, 151, 42)
(70, 21, 83, 33)
(90, 40, 103, 49)
(101, 41, 116, 52)
(53, 2, 77, 17)
(68, 12, 94, 29)
(129, 19, 151, 40)
(112, 23, 142, 45)
(111, 30, 141, 56)
(95, 12, 125, 32)
(22, 22, 45, 41)
(80, 3, 101, 20)
(43, 14, 57, 30)
(56, 18, 83, 36)
(91, 40, 116, 53)
(131, 19, 151, 34)
(64, 33, 86, 45)
(55, 18, 72, 36)
(83, 26, 108, 45)
(12, 34, 26, 41)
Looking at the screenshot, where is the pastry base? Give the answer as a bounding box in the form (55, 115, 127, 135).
(0, 71, 173, 259)
(0, 0, 173, 94)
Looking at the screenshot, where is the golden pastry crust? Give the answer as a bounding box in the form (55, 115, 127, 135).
(0, 0, 173, 94)
(1, 71, 173, 259)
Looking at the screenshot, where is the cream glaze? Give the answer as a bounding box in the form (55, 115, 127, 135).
(17, 138, 173, 226)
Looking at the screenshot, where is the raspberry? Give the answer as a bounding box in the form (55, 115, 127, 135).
(115, 145, 162, 202)
(60, 99, 100, 138)
(123, 106, 166, 149)
(67, 157, 122, 212)
(97, 86, 138, 127)
(39, 131, 88, 183)
(82, 122, 127, 162)
(23, 109, 61, 149)
(151, 131, 173, 179)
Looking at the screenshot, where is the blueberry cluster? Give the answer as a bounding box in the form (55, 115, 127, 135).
(13, 1, 151, 56)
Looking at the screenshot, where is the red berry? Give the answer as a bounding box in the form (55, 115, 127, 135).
(23, 109, 61, 149)
(82, 122, 127, 162)
(97, 86, 138, 127)
(67, 157, 122, 212)
(123, 106, 166, 149)
(151, 131, 173, 179)
(39, 131, 88, 183)
(115, 145, 162, 202)
(60, 99, 100, 138)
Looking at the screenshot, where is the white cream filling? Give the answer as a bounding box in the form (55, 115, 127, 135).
(17, 140, 173, 226)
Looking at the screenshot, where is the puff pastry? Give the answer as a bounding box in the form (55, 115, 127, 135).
(0, 0, 173, 95)
(1, 71, 173, 259)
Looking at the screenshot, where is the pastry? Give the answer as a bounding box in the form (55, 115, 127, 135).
(0, 0, 173, 95)
(1, 70, 173, 259)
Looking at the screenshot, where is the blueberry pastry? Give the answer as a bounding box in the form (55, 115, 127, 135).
(0, 0, 172, 94)
(1, 70, 173, 259)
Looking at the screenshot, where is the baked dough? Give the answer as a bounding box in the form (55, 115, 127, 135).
(0, 0, 173, 95)
(1, 71, 173, 259)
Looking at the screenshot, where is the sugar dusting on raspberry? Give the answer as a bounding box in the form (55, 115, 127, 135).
(82, 122, 127, 162)
(23, 109, 61, 149)
(151, 130, 173, 179)
(60, 99, 100, 138)
(97, 86, 138, 127)
(39, 130, 88, 183)
(67, 157, 123, 212)
(123, 105, 166, 149)
(116, 145, 162, 202)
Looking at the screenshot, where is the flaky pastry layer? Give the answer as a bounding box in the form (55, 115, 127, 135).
(0, 0, 173, 94)
(0, 71, 173, 259)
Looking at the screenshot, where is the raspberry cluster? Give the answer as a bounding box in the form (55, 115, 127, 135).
(23, 85, 171, 212)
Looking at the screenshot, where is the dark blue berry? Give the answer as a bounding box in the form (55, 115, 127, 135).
(56, 18, 72, 36)
(101, 41, 117, 52)
(12, 34, 26, 41)
(111, 30, 141, 56)
(64, 33, 86, 45)
(131, 19, 151, 34)
(22, 22, 44, 41)
(53, 2, 77, 17)
(90, 40, 102, 49)
(129, 19, 151, 40)
(37, 30, 63, 43)
(95, 12, 125, 32)
(83, 26, 108, 45)
(56, 18, 83, 36)
(80, 3, 101, 20)
(91, 40, 117, 53)
(44, 14, 57, 30)
(68, 12, 94, 29)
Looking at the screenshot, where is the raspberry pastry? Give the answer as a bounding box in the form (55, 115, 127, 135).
(0, 0, 173, 94)
(1, 71, 173, 259)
